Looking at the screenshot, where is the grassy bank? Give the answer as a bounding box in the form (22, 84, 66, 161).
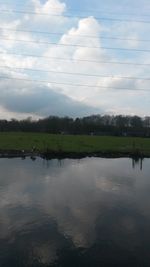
(0, 132, 150, 157)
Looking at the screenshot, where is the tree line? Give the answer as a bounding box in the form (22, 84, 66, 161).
(0, 115, 150, 137)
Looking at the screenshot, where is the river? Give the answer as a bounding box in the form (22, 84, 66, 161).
(0, 157, 149, 266)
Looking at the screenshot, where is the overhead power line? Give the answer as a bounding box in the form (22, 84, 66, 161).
(0, 36, 150, 53)
(1, 9, 150, 24)
(0, 75, 149, 92)
(0, 1, 150, 18)
(1, 65, 150, 81)
(0, 51, 149, 66)
(0, 27, 150, 43)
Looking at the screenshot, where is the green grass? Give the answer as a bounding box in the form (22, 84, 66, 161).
(0, 132, 150, 156)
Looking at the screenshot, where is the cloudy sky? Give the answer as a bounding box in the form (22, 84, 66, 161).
(0, 0, 150, 119)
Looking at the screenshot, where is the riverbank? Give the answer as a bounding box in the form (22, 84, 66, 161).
(0, 132, 150, 158)
(0, 150, 147, 160)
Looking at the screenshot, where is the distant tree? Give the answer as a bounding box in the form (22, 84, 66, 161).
(130, 116, 142, 128)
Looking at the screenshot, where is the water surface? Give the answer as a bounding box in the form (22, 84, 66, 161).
(0, 157, 150, 266)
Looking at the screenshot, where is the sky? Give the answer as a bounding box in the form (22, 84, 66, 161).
(0, 0, 150, 119)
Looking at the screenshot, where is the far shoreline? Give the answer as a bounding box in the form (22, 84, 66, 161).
(0, 133, 150, 159)
(0, 149, 148, 160)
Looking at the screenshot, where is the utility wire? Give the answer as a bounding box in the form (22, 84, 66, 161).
(1, 65, 150, 81)
(0, 51, 149, 66)
(0, 27, 150, 43)
(0, 36, 150, 53)
(1, 9, 150, 24)
(0, 75, 149, 91)
(0, 1, 150, 18)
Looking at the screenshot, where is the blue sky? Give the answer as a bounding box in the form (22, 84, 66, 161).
(0, 0, 150, 119)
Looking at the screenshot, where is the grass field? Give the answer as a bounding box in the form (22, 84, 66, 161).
(0, 132, 150, 156)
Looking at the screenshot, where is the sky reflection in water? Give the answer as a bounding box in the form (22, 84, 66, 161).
(0, 157, 150, 266)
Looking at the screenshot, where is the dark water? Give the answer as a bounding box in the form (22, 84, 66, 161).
(0, 157, 150, 267)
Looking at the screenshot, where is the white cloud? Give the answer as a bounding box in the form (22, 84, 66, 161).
(27, 0, 69, 32)
(32, 0, 66, 15)
(0, 0, 149, 118)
